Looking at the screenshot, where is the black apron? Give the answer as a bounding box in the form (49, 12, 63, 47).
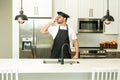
(51, 25, 71, 58)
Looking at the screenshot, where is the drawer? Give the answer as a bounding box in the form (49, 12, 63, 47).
(106, 52, 120, 58)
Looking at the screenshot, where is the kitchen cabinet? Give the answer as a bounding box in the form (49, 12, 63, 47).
(103, 0, 119, 34)
(53, 0, 66, 17)
(65, 0, 78, 33)
(23, 0, 52, 17)
(106, 52, 120, 58)
(78, 0, 104, 18)
(53, 0, 78, 33)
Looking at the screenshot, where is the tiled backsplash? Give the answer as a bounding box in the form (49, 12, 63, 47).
(36, 33, 118, 48)
(77, 33, 118, 47)
(117, 35, 120, 50)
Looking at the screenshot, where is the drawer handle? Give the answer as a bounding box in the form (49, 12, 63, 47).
(111, 53, 116, 55)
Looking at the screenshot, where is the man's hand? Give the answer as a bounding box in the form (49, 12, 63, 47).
(40, 17, 58, 34)
(72, 54, 79, 59)
(72, 39, 79, 59)
(50, 17, 58, 24)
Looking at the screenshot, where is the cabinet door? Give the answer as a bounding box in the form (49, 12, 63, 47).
(106, 52, 117, 58)
(23, 0, 35, 17)
(116, 52, 120, 58)
(65, 0, 78, 33)
(103, 0, 119, 34)
(23, 0, 52, 17)
(37, 0, 52, 17)
(78, 0, 90, 18)
(53, 0, 66, 17)
(106, 52, 120, 58)
(92, 0, 104, 18)
(78, 0, 103, 18)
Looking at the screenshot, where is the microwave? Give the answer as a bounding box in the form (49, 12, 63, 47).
(78, 18, 103, 33)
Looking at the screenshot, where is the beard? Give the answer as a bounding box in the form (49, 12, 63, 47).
(57, 22, 62, 24)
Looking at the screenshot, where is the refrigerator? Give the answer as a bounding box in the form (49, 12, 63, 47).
(19, 18, 53, 58)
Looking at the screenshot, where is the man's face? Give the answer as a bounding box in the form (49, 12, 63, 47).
(56, 15, 66, 24)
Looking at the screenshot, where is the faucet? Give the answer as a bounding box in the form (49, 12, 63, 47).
(59, 43, 71, 64)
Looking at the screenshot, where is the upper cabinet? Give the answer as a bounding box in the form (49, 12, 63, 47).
(53, 0, 78, 33)
(23, 0, 52, 17)
(53, 0, 66, 17)
(65, 0, 78, 33)
(53, 0, 119, 34)
(103, 0, 119, 34)
(78, 0, 104, 18)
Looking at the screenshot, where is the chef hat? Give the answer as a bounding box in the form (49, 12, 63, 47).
(57, 11, 70, 19)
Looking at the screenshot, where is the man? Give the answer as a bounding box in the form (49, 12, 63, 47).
(40, 11, 79, 59)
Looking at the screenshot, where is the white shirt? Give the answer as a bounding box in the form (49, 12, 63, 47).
(48, 25, 77, 42)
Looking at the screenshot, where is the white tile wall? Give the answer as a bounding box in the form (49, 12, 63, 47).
(77, 33, 118, 47)
(117, 35, 120, 50)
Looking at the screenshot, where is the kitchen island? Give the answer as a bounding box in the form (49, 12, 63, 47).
(0, 59, 120, 80)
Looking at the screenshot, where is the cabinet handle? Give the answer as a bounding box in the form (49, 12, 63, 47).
(89, 8, 94, 17)
(89, 8, 92, 17)
(92, 9, 93, 17)
(111, 53, 116, 55)
(34, 7, 37, 16)
(34, 6, 38, 16)
(36, 7, 38, 15)
(89, 9, 90, 17)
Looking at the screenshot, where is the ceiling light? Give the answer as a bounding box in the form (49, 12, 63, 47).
(102, 0, 114, 25)
(15, 0, 28, 24)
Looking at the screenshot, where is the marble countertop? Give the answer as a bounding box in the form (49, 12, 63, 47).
(71, 47, 120, 52)
(104, 49, 120, 52)
(0, 59, 120, 73)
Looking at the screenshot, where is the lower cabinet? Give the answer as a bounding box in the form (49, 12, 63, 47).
(106, 52, 120, 58)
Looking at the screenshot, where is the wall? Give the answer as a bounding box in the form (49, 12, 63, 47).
(77, 33, 118, 47)
(117, 0, 120, 50)
(0, 0, 12, 58)
(118, 35, 120, 49)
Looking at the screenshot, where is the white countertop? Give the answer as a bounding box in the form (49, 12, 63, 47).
(105, 49, 120, 52)
(71, 47, 120, 52)
(0, 59, 120, 73)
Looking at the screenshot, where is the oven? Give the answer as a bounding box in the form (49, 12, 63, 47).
(80, 50, 107, 58)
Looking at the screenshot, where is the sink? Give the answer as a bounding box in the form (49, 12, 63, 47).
(43, 59, 80, 65)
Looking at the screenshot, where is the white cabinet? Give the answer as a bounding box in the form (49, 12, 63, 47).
(78, 0, 104, 18)
(92, 0, 104, 18)
(53, 0, 66, 17)
(23, 0, 52, 17)
(53, 0, 78, 33)
(65, 0, 78, 33)
(78, 0, 90, 18)
(103, 0, 119, 34)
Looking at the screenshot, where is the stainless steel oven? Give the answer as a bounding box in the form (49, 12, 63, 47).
(80, 50, 107, 58)
(78, 18, 103, 33)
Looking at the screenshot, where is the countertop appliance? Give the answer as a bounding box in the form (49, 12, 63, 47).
(78, 18, 103, 33)
(80, 49, 107, 58)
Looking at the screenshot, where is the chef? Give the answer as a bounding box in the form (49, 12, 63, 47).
(40, 11, 79, 59)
